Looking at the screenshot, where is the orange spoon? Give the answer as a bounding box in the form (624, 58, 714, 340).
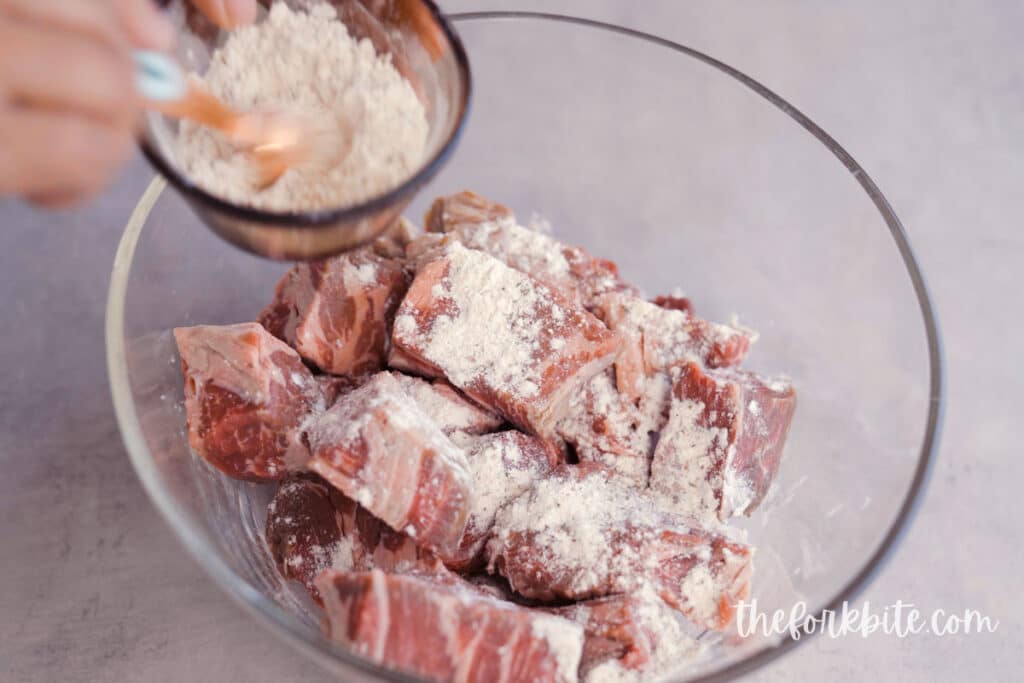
(135, 50, 337, 189)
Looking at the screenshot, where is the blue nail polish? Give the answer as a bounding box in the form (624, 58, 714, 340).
(134, 50, 186, 102)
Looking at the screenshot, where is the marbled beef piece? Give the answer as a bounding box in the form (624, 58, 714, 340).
(594, 293, 756, 401)
(423, 191, 638, 307)
(651, 294, 694, 315)
(371, 216, 421, 259)
(651, 360, 797, 521)
(258, 251, 408, 376)
(388, 372, 504, 437)
(386, 342, 444, 378)
(316, 569, 585, 683)
(487, 466, 753, 631)
(314, 374, 366, 407)
(552, 590, 705, 680)
(265, 474, 444, 603)
(173, 322, 323, 481)
(446, 431, 561, 571)
(556, 370, 654, 487)
(391, 243, 621, 437)
(304, 372, 472, 559)
(424, 190, 514, 234)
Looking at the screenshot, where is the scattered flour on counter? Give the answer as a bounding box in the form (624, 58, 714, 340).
(176, 2, 428, 211)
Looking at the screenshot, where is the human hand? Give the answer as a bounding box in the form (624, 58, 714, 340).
(0, 0, 257, 208)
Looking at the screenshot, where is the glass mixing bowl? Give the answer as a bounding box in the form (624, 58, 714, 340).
(107, 12, 943, 682)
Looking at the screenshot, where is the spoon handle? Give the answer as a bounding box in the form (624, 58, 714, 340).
(134, 50, 240, 136)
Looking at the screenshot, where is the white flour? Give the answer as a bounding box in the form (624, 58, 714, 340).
(394, 243, 550, 400)
(649, 398, 726, 521)
(529, 614, 587, 683)
(177, 3, 428, 211)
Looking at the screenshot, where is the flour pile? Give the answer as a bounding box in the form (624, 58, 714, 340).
(176, 3, 429, 211)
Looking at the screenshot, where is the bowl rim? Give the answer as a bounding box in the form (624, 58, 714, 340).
(108, 11, 944, 683)
(139, 0, 472, 227)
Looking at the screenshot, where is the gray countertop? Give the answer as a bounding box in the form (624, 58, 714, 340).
(2, 1, 1021, 681)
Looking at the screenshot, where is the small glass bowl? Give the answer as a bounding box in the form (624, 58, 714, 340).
(141, 0, 471, 260)
(110, 11, 943, 682)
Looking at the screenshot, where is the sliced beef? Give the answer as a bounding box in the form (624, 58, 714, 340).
(316, 569, 584, 683)
(258, 251, 409, 376)
(173, 322, 323, 481)
(391, 243, 622, 437)
(487, 466, 753, 631)
(447, 431, 561, 571)
(650, 360, 796, 520)
(305, 372, 472, 559)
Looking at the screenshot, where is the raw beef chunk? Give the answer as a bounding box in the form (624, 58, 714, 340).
(428, 208, 581, 303)
(173, 322, 322, 481)
(386, 343, 443, 378)
(595, 292, 755, 379)
(316, 569, 585, 683)
(447, 431, 562, 570)
(487, 466, 753, 631)
(651, 294, 693, 315)
(304, 372, 472, 558)
(651, 360, 796, 520)
(389, 372, 504, 436)
(391, 243, 622, 437)
(425, 190, 514, 234)
(315, 374, 365, 406)
(371, 216, 421, 259)
(266, 474, 346, 602)
(556, 370, 654, 486)
(265, 474, 444, 602)
(258, 251, 408, 376)
(424, 191, 637, 307)
(553, 590, 704, 680)
(564, 250, 640, 310)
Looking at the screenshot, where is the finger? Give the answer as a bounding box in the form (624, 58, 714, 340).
(0, 109, 134, 198)
(26, 190, 91, 210)
(114, 0, 175, 50)
(0, 0, 126, 52)
(190, 0, 258, 29)
(0, 21, 138, 127)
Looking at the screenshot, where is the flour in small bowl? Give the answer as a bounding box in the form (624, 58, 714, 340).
(176, 2, 429, 212)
